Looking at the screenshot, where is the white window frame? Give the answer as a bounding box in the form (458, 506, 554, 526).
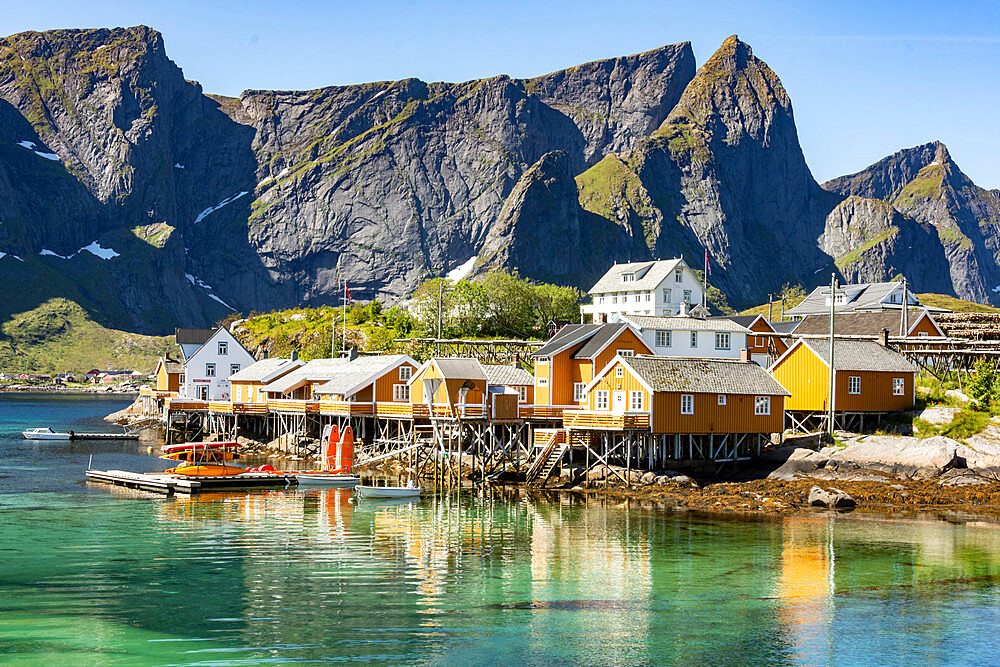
(683, 290, 692, 303)
(230, 364, 240, 376)
(918, 331, 928, 338)
(616, 349, 634, 357)
(755, 396, 771, 415)
(393, 383, 410, 402)
(537, 356, 550, 365)
(715, 332, 731, 350)
(893, 377, 904, 396)
(623, 273, 635, 283)
(573, 382, 586, 402)
(629, 391, 644, 411)
(218, 341, 228, 355)
(645, 294, 651, 302)
(663, 288, 672, 303)
(516, 386, 527, 402)
(205, 363, 216, 377)
(537, 377, 548, 387)
(690, 331, 698, 347)
(399, 365, 412, 381)
(596, 390, 609, 411)
(655, 330, 671, 347)
(615, 366, 623, 378)
(848, 375, 861, 395)
(675, 269, 683, 283)
(718, 394, 727, 406)
(680, 394, 694, 415)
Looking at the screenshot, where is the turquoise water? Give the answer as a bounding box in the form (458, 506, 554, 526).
(3, 394, 1000, 664)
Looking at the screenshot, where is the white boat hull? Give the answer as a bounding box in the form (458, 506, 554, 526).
(295, 474, 360, 487)
(354, 485, 421, 499)
(22, 430, 71, 440)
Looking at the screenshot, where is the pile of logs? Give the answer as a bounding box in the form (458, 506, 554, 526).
(935, 313, 1000, 340)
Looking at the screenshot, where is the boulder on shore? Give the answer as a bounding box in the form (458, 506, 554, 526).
(808, 486, 856, 509)
(822, 435, 960, 478)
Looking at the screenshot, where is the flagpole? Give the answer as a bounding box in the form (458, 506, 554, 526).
(343, 280, 348, 353)
(703, 249, 708, 309)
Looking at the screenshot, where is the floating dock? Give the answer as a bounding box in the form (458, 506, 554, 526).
(85, 469, 297, 495)
(72, 432, 140, 440)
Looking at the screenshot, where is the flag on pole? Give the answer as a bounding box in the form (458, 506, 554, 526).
(345, 284, 352, 302)
(704, 248, 711, 275)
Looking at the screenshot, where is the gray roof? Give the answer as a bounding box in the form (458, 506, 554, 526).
(622, 314, 747, 332)
(572, 323, 633, 359)
(229, 358, 301, 382)
(431, 358, 487, 380)
(160, 356, 183, 374)
(533, 324, 603, 358)
(784, 281, 919, 317)
(710, 315, 762, 329)
(588, 258, 684, 294)
(619, 356, 790, 396)
(482, 364, 534, 386)
(262, 358, 350, 393)
(790, 310, 939, 337)
(768, 320, 801, 335)
(313, 355, 414, 396)
(175, 327, 216, 345)
(798, 339, 917, 373)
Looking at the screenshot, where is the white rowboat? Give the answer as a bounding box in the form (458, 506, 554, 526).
(354, 484, 421, 499)
(295, 474, 360, 487)
(22, 427, 72, 440)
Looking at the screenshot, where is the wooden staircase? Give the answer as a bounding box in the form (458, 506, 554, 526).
(525, 430, 568, 486)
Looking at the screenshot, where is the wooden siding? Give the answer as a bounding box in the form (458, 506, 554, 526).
(155, 364, 179, 392)
(771, 344, 915, 412)
(652, 392, 784, 435)
(231, 381, 267, 404)
(374, 362, 417, 402)
(586, 358, 649, 411)
(535, 329, 651, 407)
(592, 328, 652, 371)
(747, 319, 787, 356)
(909, 314, 941, 337)
(409, 363, 485, 408)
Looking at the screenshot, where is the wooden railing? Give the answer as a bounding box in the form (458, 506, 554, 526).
(562, 410, 650, 430)
(317, 400, 374, 416)
(375, 402, 430, 419)
(519, 405, 567, 420)
(267, 399, 321, 413)
(165, 399, 207, 411)
(140, 387, 176, 398)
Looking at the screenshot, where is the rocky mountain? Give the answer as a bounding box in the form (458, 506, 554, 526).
(0, 26, 996, 336)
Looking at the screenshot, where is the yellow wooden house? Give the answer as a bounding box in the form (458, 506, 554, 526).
(408, 358, 488, 418)
(153, 355, 183, 393)
(229, 357, 304, 404)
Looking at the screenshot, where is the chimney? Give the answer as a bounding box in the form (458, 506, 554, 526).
(881, 328, 890, 348)
(679, 302, 689, 317)
(291, 350, 298, 361)
(740, 348, 751, 362)
(347, 347, 359, 361)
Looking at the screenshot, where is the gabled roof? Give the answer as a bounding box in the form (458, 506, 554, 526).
(619, 314, 747, 332)
(175, 327, 216, 345)
(790, 310, 944, 337)
(768, 320, 801, 335)
(533, 324, 603, 358)
(571, 323, 634, 359)
(157, 356, 183, 374)
(588, 258, 686, 294)
(229, 357, 304, 383)
(784, 281, 920, 317)
(482, 364, 534, 386)
(262, 358, 350, 394)
(590, 355, 790, 396)
(774, 339, 917, 373)
(313, 355, 417, 397)
(430, 358, 487, 380)
(710, 314, 763, 329)
(183, 327, 254, 368)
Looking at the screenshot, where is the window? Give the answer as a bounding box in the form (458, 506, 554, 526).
(612, 295, 617, 304)
(537, 377, 548, 387)
(218, 341, 228, 355)
(598, 296, 604, 304)
(680, 394, 694, 415)
(918, 331, 928, 337)
(755, 396, 771, 415)
(616, 349, 634, 357)
(179, 373, 185, 385)
(715, 332, 731, 350)
(596, 390, 609, 410)
(399, 365, 412, 381)
(573, 382, 586, 402)
(683, 290, 692, 303)
(690, 331, 698, 347)
(629, 391, 644, 411)
(205, 363, 216, 377)
(675, 268, 683, 283)
(537, 356, 549, 365)
(393, 384, 410, 401)
(623, 273, 635, 282)
(230, 364, 240, 376)
(718, 394, 727, 406)
(615, 366, 623, 378)
(517, 386, 527, 402)
(663, 288, 672, 303)
(893, 377, 904, 396)
(848, 376, 861, 394)
(655, 330, 671, 347)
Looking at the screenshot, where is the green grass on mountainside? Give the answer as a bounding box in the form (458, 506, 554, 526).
(738, 295, 807, 319)
(0, 298, 177, 374)
(916, 293, 1000, 313)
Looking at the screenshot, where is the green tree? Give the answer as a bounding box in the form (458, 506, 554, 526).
(480, 271, 536, 338)
(532, 283, 581, 327)
(968, 358, 998, 404)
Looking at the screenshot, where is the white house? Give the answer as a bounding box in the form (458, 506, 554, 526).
(612, 313, 749, 360)
(581, 258, 706, 323)
(175, 327, 217, 361)
(783, 280, 936, 319)
(181, 327, 256, 401)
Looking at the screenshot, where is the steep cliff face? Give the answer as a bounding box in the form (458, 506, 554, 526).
(823, 142, 1000, 303)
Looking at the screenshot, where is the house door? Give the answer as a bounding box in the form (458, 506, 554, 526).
(197, 385, 208, 400)
(612, 390, 626, 414)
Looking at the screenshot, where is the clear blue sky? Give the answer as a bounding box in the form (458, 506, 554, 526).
(5, 0, 1000, 187)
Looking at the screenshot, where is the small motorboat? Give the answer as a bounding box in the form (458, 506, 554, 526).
(160, 441, 241, 463)
(163, 463, 248, 477)
(354, 483, 422, 499)
(22, 427, 72, 440)
(161, 441, 239, 454)
(294, 473, 360, 487)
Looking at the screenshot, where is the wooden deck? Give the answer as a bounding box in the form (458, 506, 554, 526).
(318, 400, 374, 416)
(85, 469, 297, 495)
(519, 405, 565, 421)
(562, 410, 650, 430)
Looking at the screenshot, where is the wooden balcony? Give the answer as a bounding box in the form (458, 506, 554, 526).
(562, 410, 650, 430)
(267, 399, 321, 413)
(165, 399, 207, 412)
(318, 400, 374, 416)
(208, 401, 234, 413)
(207, 401, 268, 415)
(375, 402, 430, 419)
(519, 405, 566, 421)
(140, 387, 176, 399)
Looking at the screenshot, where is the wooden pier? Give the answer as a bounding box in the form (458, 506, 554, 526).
(85, 469, 297, 495)
(70, 432, 140, 440)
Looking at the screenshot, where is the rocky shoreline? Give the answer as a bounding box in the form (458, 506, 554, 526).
(2, 384, 141, 394)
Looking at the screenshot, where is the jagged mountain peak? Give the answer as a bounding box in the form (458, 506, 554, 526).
(822, 140, 953, 201)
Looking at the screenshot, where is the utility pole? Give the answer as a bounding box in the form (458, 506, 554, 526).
(828, 273, 837, 439)
(333, 261, 340, 358)
(437, 279, 443, 340)
(343, 280, 349, 353)
(768, 295, 773, 321)
(901, 277, 909, 338)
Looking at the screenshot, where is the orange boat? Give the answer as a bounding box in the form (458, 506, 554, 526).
(163, 462, 248, 477)
(286, 425, 358, 486)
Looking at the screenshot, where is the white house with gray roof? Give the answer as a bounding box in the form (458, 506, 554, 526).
(783, 280, 932, 319)
(612, 313, 749, 361)
(581, 258, 705, 323)
(180, 327, 256, 401)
